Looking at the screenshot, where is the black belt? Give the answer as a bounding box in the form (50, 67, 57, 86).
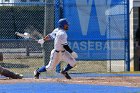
(55, 50, 65, 53)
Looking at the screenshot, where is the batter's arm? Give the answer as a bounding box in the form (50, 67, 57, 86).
(44, 28, 58, 41)
(63, 45, 78, 58)
(44, 31, 57, 41)
(63, 44, 73, 53)
(44, 35, 52, 41)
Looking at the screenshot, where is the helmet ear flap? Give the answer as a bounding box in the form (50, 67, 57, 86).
(58, 24, 63, 28)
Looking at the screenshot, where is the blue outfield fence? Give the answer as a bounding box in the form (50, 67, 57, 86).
(61, 0, 130, 70)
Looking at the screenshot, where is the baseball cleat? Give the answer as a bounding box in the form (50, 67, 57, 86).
(61, 71, 71, 79)
(34, 69, 40, 79)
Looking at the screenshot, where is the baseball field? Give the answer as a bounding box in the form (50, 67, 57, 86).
(1, 55, 140, 93)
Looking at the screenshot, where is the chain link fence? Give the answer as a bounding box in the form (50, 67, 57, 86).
(62, 0, 129, 73)
(0, 0, 129, 78)
(0, 1, 55, 77)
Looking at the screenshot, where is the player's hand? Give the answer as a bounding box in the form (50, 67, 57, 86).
(71, 51, 78, 58)
(38, 39, 45, 44)
(44, 35, 49, 41)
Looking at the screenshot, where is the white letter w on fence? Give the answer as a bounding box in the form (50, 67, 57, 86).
(76, 0, 93, 36)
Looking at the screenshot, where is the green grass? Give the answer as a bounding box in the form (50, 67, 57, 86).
(2, 58, 107, 74)
(2, 57, 138, 78)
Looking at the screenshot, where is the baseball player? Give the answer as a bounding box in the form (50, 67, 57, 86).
(34, 18, 78, 79)
(0, 66, 23, 79)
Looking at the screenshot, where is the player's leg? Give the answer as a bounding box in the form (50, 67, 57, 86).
(34, 49, 55, 79)
(56, 63, 61, 73)
(61, 51, 76, 79)
(61, 64, 73, 79)
(34, 66, 46, 79)
(0, 66, 23, 79)
(34, 49, 61, 79)
(34, 59, 56, 79)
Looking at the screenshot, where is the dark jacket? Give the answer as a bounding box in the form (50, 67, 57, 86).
(136, 27, 140, 45)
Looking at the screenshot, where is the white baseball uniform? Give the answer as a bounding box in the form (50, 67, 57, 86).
(46, 28, 76, 71)
(47, 28, 59, 40)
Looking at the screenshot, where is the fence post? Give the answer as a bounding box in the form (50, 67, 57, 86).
(0, 52, 3, 62)
(55, 0, 61, 73)
(43, 0, 55, 66)
(25, 40, 30, 56)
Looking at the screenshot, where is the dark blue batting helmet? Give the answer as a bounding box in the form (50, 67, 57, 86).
(58, 18, 69, 29)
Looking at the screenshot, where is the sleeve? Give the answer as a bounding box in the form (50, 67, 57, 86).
(48, 33, 56, 40)
(63, 44, 73, 53)
(47, 29, 58, 40)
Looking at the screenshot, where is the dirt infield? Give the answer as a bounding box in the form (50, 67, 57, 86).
(0, 76, 140, 87)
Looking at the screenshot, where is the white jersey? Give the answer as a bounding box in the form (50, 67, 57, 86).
(48, 28, 59, 40)
(54, 29, 68, 51)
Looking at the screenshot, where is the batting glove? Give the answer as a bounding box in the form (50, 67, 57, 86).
(71, 51, 78, 58)
(38, 39, 45, 44)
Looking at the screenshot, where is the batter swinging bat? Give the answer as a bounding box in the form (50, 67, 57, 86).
(15, 26, 45, 45)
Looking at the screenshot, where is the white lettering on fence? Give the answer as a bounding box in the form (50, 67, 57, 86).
(69, 41, 124, 51)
